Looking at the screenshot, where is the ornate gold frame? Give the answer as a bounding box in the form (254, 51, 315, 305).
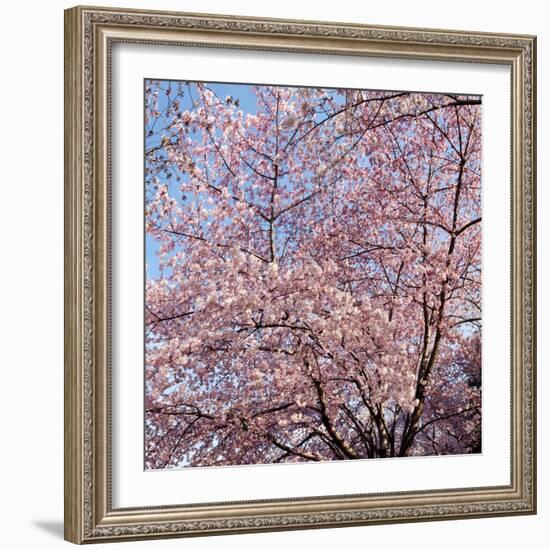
(64, 5, 537, 544)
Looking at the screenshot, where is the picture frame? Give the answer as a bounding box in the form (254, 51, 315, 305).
(64, 5, 537, 544)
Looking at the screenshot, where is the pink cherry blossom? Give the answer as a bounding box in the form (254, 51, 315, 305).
(145, 81, 482, 468)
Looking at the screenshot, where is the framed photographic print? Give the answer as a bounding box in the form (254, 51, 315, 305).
(64, 5, 537, 544)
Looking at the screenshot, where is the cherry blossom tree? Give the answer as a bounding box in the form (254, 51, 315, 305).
(144, 80, 482, 469)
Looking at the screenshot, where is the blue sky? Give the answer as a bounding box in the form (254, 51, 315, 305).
(145, 80, 260, 280)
